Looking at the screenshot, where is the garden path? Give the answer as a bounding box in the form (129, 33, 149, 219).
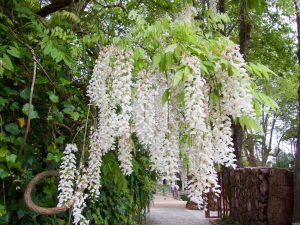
(144, 194, 211, 225)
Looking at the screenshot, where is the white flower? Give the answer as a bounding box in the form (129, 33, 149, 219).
(72, 172, 89, 225)
(110, 55, 133, 138)
(87, 127, 102, 201)
(211, 109, 236, 167)
(162, 129, 180, 188)
(181, 54, 220, 207)
(216, 44, 253, 118)
(133, 70, 156, 146)
(118, 136, 133, 175)
(148, 88, 168, 172)
(57, 144, 78, 207)
(87, 45, 117, 153)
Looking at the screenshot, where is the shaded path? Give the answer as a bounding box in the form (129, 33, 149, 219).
(144, 195, 210, 225)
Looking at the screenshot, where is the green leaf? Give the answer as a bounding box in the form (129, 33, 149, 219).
(253, 92, 278, 110)
(177, 91, 185, 103)
(199, 62, 208, 74)
(70, 111, 80, 121)
(252, 100, 261, 117)
(20, 88, 30, 100)
(228, 63, 233, 77)
(2, 54, 13, 71)
(0, 149, 7, 158)
(9, 102, 19, 111)
(184, 66, 192, 78)
(7, 46, 21, 58)
(159, 53, 167, 71)
(48, 92, 59, 103)
(4, 123, 20, 135)
(22, 103, 38, 119)
(0, 97, 8, 108)
(162, 89, 170, 105)
(239, 115, 263, 133)
(173, 69, 184, 86)
(153, 53, 161, 67)
(35, 76, 48, 84)
(6, 154, 16, 163)
(133, 47, 145, 60)
(59, 77, 70, 85)
(0, 168, 8, 179)
(63, 103, 75, 114)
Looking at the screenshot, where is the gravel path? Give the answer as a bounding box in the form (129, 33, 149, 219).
(144, 195, 211, 225)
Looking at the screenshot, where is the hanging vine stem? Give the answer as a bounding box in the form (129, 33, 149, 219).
(80, 104, 91, 164)
(23, 106, 91, 217)
(17, 54, 37, 159)
(23, 171, 74, 215)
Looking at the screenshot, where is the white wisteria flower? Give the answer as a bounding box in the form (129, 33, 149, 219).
(57, 144, 78, 207)
(211, 109, 236, 167)
(148, 88, 168, 172)
(118, 136, 133, 175)
(181, 54, 220, 207)
(216, 44, 253, 117)
(87, 127, 102, 201)
(72, 172, 89, 225)
(133, 70, 156, 146)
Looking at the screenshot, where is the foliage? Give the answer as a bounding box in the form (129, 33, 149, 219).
(0, 1, 158, 224)
(271, 151, 295, 169)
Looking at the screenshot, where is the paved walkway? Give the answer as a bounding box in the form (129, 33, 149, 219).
(144, 195, 211, 225)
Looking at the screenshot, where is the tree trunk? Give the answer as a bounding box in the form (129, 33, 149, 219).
(293, 1, 300, 223)
(293, 84, 300, 223)
(239, 0, 252, 60)
(244, 133, 257, 166)
(232, 0, 252, 167)
(232, 122, 243, 167)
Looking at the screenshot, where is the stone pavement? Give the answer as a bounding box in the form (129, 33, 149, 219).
(144, 195, 211, 225)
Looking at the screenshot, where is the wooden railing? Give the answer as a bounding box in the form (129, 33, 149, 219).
(205, 172, 230, 218)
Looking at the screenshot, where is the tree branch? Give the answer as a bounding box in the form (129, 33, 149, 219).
(37, 0, 74, 17)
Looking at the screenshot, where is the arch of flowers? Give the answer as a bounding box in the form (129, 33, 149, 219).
(47, 7, 272, 225)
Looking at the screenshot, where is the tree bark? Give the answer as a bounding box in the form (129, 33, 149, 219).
(293, 1, 300, 223)
(232, 122, 243, 167)
(244, 133, 257, 166)
(239, 0, 252, 60)
(232, 0, 252, 167)
(218, 0, 225, 13)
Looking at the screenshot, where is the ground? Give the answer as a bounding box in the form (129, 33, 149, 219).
(144, 194, 211, 225)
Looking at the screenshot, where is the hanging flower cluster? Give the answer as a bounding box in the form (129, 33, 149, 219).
(87, 45, 134, 174)
(57, 144, 78, 207)
(148, 89, 169, 173)
(133, 70, 156, 146)
(180, 54, 220, 207)
(57, 8, 259, 223)
(72, 172, 89, 225)
(57, 144, 90, 224)
(87, 127, 102, 200)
